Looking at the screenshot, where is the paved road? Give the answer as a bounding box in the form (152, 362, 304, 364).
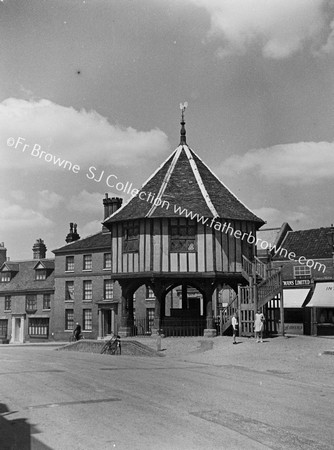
(0, 340, 333, 450)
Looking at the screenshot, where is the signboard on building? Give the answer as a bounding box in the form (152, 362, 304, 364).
(284, 323, 304, 335)
(283, 279, 311, 287)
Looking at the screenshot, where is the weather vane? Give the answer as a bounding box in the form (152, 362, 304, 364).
(180, 101, 188, 121)
(179, 102, 188, 145)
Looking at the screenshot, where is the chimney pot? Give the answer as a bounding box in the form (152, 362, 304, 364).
(33, 238, 47, 259)
(0, 242, 7, 266)
(66, 223, 80, 243)
(102, 195, 123, 232)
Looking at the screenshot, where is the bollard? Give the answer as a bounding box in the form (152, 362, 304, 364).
(156, 334, 161, 352)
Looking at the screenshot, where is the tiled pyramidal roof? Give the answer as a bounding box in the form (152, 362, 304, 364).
(104, 144, 264, 225)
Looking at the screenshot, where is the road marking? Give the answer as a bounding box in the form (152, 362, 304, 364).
(0, 369, 65, 375)
(26, 398, 121, 410)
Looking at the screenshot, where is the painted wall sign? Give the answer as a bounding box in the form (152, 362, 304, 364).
(283, 279, 311, 287)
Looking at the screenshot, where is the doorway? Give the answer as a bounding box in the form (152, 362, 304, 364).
(11, 315, 24, 343)
(101, 309, 116, 337)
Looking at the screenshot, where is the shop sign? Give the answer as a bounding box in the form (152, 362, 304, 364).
(283, 279, 311, 287)
(284, 323, 304, 335)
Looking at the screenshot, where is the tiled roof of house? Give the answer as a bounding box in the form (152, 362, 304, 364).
(273, 227, 333, 260)
(0, 259, 54, 293)
(257, 223, 292, 251)
(53, 232, 111, 254)
(33, 260, 54, 270)
(103, 144, 264, 226)
(2, 262, 20, 272)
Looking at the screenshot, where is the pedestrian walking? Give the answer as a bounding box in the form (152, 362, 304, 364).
(254, 309, 265, 343)
(232, 312, 238, 344)
(73, 322, 82, 341)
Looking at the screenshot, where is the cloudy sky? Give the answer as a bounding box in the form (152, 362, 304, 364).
(1, 0, 334, 260)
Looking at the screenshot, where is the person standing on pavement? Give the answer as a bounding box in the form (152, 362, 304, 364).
(254, 309, 265, 343)
(73, 322, 82, 341)
(232, 312, 238, 344)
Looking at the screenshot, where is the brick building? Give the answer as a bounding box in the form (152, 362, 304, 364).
(0, 239, 54, 343)
(52, 195, 149, 341)
(272, 227, 334, 335)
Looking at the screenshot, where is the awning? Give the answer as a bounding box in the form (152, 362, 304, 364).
(306, 282, 334, 308)
(283, 288, 310, 308)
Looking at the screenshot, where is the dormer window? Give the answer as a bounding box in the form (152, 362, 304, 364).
(34, 261, 49, 280)
(1, 272, 11, 283)
(0, 263, 18, 282)
(170, 218, 196, 252)
(123, 221, 139, 253)
(35, 269, 46, 280)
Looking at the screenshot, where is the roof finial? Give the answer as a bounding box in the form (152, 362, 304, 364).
(179, 102, 188, 145)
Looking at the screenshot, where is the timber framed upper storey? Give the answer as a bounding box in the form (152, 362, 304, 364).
(103, 143, 264, 279)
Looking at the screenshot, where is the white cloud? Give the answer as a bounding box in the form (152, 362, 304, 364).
(220, 141, 334, 185)
(0, 198, 53, 232)
(0, 98, 170, 171)
(38, 190, 64, 210)
(67, 190, 105, 214)
(186, 0, 328, 58)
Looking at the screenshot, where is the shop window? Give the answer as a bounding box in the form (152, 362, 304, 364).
(65, 256, 74, 272)
(293, 266, 311, 278)
(83, 254, 92, 271)
(43, 294, 51, 310)
(104, 253, 111, 270)
(65, 281, 74, 300)
(26, 294, 37, 312)
(318, 309, 334, 324)
(83, 309, 92, 331)
(170, 218, 196, 252)
(65, 309, 74, 330)
(104, 280, 113, 300)
(83, 280, 92, 300)
(4, 295, 11, 311)
(123, 221, 139, 253)
(28, 318, 49, 337)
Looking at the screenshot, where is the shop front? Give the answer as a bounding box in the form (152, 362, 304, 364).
(306, 282, 334, 336)
(282, 287, 311, 335)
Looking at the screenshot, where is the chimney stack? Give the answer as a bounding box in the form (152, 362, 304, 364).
(0, 242, 7, 266)
(33, 239, 47, 259)
(102, 194, 122, 233)
(66, 223, 80, 243)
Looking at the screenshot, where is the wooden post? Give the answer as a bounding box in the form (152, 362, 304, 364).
(237, 284, 242, 335)
(279, 287, 284, 336)
(220, 308, 223, 336)
(182, 283, 187, 310)
(153, 297, 161, 332)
